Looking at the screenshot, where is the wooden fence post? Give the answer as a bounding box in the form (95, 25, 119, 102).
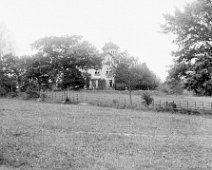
(203, 102, 205, 112)
(211, 102, 212, 113)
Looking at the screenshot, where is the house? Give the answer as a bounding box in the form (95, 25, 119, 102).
(86, 42, 119, 89)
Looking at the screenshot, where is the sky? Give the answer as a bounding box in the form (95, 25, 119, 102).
(0, 0, 194, 80)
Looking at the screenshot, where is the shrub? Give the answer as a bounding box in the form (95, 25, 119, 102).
(115, 83, 127, 90)
(38, 93, 46, 101)
(0, 87, 7, 96)
(156, 101, 177, 112)
(7, 92, 18, 98)
(142, 92, 154, 106)
(62, 97, 70, 104)
(25, 89, 40, 99)
(158, 84, 172, 95)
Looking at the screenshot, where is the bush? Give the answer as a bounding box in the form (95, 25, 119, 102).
(37, 93, 46, 101)
(25, 89, 40, 99)
(158, 84, 172, 95)
(62, 97, 70, 104)
(115, 83, 127, 90)
(7, 92, 18, 98)
(155, 101, 177, 112)
(142, 92, 154, 106)
(0, 87, 7, 96)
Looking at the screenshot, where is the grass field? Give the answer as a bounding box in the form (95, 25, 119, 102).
(1, 98, 212, 169)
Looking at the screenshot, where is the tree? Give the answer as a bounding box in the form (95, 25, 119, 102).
(136, 63, 160, 90)
(0, 23, 14, 89)
(59, 68, 85, 90)
(24, 53, 52, 91)
(31, 35, 102, 90)
(2, 54, 27, 91)
(114, 56, 139, 105)
(165, 62, 189, 95)
(162, 0, 212, 95)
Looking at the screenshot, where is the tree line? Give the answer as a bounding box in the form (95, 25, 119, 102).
(0, 31, 160, 95)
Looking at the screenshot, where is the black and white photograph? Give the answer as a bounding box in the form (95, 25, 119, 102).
(0, 0, 212, 169)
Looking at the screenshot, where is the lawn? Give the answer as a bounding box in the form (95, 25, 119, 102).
(0, 98, 212, 170)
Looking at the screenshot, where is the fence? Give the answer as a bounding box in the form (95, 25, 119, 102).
(42, 91, 147, 109)
(41, 91, 212, 114)
(154, 99, 212, 113)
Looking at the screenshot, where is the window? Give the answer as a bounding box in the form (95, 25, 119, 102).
(95, 70, 100, 75)
(106, 69, 112, 75)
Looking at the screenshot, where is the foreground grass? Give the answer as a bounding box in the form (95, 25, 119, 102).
(0, 99, 212, 170)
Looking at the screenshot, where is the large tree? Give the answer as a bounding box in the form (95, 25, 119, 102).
(31, 35, 102, 90)
(24, 53, 52, 91)
(0, 23, 15, 89)
(2, 54, 28, 91)
(162, 0, 212, 95)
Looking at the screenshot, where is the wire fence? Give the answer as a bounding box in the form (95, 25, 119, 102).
(41, 91, 212, 114)
(154, 99, 212, 113)
(42, 90, 145, 109)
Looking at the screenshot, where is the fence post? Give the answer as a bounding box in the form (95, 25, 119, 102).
(211, 102, 212, 113)
(77, 94, 78, 104)
(62, 91, 65, 101)
(98, 96, 101, 106)
(195, 101, 196, 111)
(187, 101, 189, 110)
(203, 102, 205, 112)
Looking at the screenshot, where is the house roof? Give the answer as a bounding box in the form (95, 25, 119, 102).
(102, 42, 119, 52)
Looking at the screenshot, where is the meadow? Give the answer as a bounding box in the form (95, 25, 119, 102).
(1, 98, 212, 169)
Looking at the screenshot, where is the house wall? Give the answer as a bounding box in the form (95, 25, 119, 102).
(86, 53, 115, 89)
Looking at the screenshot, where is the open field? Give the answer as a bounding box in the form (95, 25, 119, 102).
(1, 99, 212, 169)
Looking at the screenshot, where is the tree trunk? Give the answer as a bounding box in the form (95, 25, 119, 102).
(129, 89, 132, 105)
(17, 78, 22, 92)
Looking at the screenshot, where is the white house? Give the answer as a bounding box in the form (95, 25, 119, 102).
(86, 42, 119, 89)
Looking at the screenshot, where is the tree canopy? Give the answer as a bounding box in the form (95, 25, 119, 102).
(0, 24, 15, 90)
(32, 35, 102, 70)
(29, 35, 102, 90)
(162, 0, 212, 95)
(114, 53, 160, 104)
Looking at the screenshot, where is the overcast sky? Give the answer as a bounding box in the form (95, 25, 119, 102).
(0, 0, 194, 80)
